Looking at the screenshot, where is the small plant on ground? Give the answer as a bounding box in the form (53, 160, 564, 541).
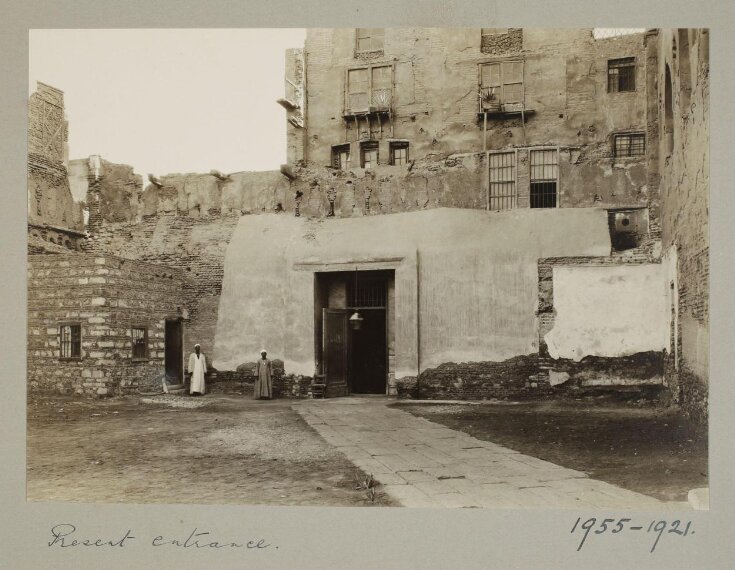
(354, 471, 384, 503)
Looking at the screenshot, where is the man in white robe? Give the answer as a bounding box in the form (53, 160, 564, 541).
(187, 344, 207, 395)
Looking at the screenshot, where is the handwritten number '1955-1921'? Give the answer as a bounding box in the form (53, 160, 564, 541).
(571, 517, 694, 553)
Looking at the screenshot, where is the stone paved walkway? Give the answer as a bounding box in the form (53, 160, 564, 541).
(293, 397, 689, 509)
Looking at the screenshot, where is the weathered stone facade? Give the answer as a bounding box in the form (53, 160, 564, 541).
(27, 83, 85, 247)
(652, 29, 709, 424)
(27, 254, 187, 396)
(297, 28, 654, 220)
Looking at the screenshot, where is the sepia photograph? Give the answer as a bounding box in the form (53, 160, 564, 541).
(26, 26, 709, 513)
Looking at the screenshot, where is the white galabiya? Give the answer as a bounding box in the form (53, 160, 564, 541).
(188, 344, 207, 395)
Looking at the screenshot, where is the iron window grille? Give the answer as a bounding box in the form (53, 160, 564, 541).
(488, 151, 517, 210)
(530, 149, 559, 208)
(356, 28, 385, 52)
(479, 60, 524, 110)
(332, 144, 351, 170)
(608, 57, 636, 93)
(59, 324, 81, 359)
(349, 279, 387, 308)
(390, 142, 409, 165)
(361, 141, 379, 169)
(613, 133, 645, 157)
(131, 326, 148, 360)
(346, 65, 393, 113)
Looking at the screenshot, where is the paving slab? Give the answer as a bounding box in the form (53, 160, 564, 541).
(293, 398, 688, 510)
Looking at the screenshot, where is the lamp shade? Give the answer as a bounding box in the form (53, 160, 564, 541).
(349, 311, 364, 330)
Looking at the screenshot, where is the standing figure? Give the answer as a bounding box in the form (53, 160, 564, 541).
(187, 344, 207, 396)
(254, 350, 273, 400)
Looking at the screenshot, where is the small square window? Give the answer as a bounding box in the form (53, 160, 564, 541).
(361, 142, 379, 169)
(132, 326, 148, 360)
(390, 142, 409, 166)
(332, 144, 351, 170)
(59, 324, 81, 359)
(608, 57, 636, 93)
(356, 28, 384, 53)
(614, 133, 645, 157)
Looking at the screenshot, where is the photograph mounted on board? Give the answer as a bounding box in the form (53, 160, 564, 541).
(26, 27, 709, 510)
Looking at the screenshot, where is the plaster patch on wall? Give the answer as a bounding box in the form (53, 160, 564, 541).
(545, 264, 667, 360)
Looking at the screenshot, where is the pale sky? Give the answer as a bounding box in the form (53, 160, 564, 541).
(29, 29, 307, 177)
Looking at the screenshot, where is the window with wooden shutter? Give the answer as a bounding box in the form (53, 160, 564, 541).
(346, 65, 393, 114)
(332, 144, 351, 170)
(370, 66, 392, 108)
(347, 68, 369, 111)
(356, 28, 385, 52)
(479, 61, 524, 109)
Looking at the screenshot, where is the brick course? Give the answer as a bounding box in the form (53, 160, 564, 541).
(28, 254, 187, 396)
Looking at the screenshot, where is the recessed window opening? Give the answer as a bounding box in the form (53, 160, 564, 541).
(608, 57, 636, 92)
(59, 324, 81, 359)
(361, 141, 379, 169)
(530, 149, 558, 208)
(488, 151, 517, 210)
(132, 326, 148, 360)
(390, 142, 409, 165)
(614, 133, 646, 157)
(332, 144, 351, 170)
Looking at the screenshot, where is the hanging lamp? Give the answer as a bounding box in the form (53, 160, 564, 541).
(349, 266, 363, 330)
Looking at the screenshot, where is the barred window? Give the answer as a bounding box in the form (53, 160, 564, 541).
(530, 149, 559, 208)
(614, 133, 645, 157)
(488, 151, 517, 210)
(349, 278, 387, 308)
(131, 326, 148, 360)
(332, 144, 351, 170)
(59, 324, 81, 359)
(356, 28, 384, 52)
(608, 57, 636, 93)
(361, 141, 379, 169)
(390, 142, 409, 166)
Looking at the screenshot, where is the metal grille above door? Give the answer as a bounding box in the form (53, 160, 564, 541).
(349, 278, 387, 308)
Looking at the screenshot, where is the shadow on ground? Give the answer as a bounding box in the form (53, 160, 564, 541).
(393, 397, 707, 501)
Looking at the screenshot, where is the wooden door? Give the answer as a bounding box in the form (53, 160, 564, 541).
(322, 309, 350, 397)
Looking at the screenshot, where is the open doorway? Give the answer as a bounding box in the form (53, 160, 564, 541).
(164, 319, 183, 384)
(315, 270, 392, 396)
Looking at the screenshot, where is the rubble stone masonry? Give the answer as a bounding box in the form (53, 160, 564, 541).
(28, 254, 186, 396)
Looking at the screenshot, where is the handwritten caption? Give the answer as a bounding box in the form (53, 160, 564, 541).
(571, 516, 696, 553)
(48, 524, 275, 552)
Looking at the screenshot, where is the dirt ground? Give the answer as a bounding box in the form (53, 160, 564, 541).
(27, 394, 396, 506)
(395, 398, 708, 502)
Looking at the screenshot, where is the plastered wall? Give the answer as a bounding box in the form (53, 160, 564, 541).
(213, 207, 611, 378)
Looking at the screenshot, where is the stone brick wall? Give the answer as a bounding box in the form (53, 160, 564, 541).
(28, 254, 187, 396)
(28, 83, 84, 233)
(655, 29, 709, 424)
(414, 355, 547, 400)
